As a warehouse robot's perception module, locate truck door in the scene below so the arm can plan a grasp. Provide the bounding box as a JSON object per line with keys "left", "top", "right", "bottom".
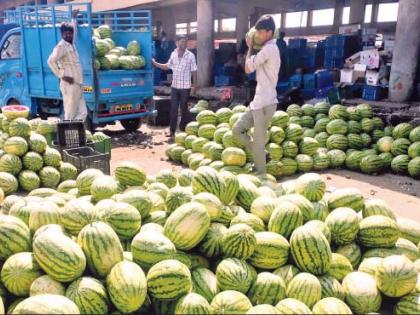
{"left": 0, "top": 31, "right": 24, "bottom": 105}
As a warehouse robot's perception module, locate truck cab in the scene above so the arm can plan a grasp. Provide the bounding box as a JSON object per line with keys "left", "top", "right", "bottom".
{"left": 0, "top": 3, "right": 156, "bottom": 132}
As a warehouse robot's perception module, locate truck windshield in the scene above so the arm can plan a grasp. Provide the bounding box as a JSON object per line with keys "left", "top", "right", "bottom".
{"left": 1, "top": 33, "right": 20, "bottom": 59}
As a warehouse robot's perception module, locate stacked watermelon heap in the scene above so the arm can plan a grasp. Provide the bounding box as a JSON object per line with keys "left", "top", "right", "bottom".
{"left": 166, "top": 103, "right": 420, "bottom": 179}
{"left": 0, "top": 112, "right": 76, "bottom": 194}
{"left": 0, "top": 163, "right": 419, "bottom": 314}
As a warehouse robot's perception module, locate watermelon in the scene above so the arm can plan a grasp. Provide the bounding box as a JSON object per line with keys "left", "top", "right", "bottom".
{"left": 216, "top": 107, "right": 233, "bottom": 124}
{"left": 77, "top": 221, "right": 123, "bottom": 278}
{"left": 90, "top": 175, "right": 119, "bottom": 201}
{"left": 278, "top": 193, "right": 314, "bottom": 223}
{"left": 325, "top": 207, "right": 359, "bottom": 245}
{"left": 216, "top": 258, "right": 254, "bottom": 294}
{"left": 347, "top": 133, "right": 364, "bottom": 150}
{"left": 214, "top": 127, "right": 229, "bottom": 144}
{"left": 76, "top": 168, "right": 104, "bottom": 195}
{"left": 3, "top": 136, "right": 28, "bottom": 156}
{"left": 294, "top": 173, "right": 325, "bottom": 202}
{"left": 197, "top": 110, "right": 217, "bottom": 125}
{"left": 363, "top": 198, "right": 396, "bottom": 220}
{"left": 33, "top": 229, "right": 86, "bottom": 282}
{"left": 58, "top": 162, "right": 78, "bottom": 181}
{"left": 290, "top": 225, "right": 332, "bottom": 275}
{"left": 299, "top": 137, "right": 319, "bottom": 156}
{"left": 315, "top": 102, "right": 330, "bottom": 114}
{"left": 248, "top": 231, "right": 289, "bottom": 269}
{"left": 164, "top": 202, "right": 210, "bottom": 250}
{"left": 391, "top": 154, "right": 411, "bottom": 173}
{"left": 394, "top": 238, "right": 419, "bottom": 261}
{"left": 174, "top": 292, "right": 212, "bottom": 315}
{"left": 247, "top": 272, "right": 286, "bottom": 305}
{"left": 186, "top": 122, "right": 200, "bottom": 135}
{"left": 393, "top": 122, "right": 413, "bottom": 139}
{"left": 295, "top": 154, "right": 313, "bottom": 172}
{"left": 60, "top": 199, "right": 97, "bottom": 235}
{"left": 222, "top": 147, "right": 246, "bottom": 166}
{"left": 165, "top": 186, "right": 193, "bottom": 214}
{"left": 250, "top": 196, "right": 276, "bottom": 223}
{"left": 287, "top": 104, "right": 303, "bottom": 117}
{"left": 210, "top": 290, "right": 252, "bottom": 314}
{"left": 326, "top": 119, "right": 348, "bottom": 135}
{"left": 271, "top": 111, "right": 289, "bottom": 128}
{"left": 392, "top": 138, "right": 411, "bottom": 155}
{"left": 1, "top": 252, "right": 42, "bottom": 296}
{"left": 326, "top": 253, "right": 353, "bottom": 281}
{"left": 273, "top": 264, "right": 300, "bottom": 286}
{"left": 376, "top": 255, "right": 416, "bottom": 297}
{"left": 0, "top": 171, "right": 19, "bottom": 194}
{"left": 147, "top": 259, "right": 192, "bottom": 299}
{"left": 397, "top": 217, "right": 420, "bottom": 244}
{"left": 114, "top": 161, "right": 146, "bottom": 186}
{"left": 270, "top": 126, "right": 286, "bottom": 144}
{"left": 327, "top": 187, "right": 364, "bottom": 211}
{"left": 38, "top": 166, "right": 60, "bottom": 188}
{"left": 286, "top": 272, "right": 321, "bottom": 308}
{"left": 318, "top": 275, "right": 345, "bottom": 300}
{"left": 408, "top": 157, "right": 420, "bottom": 178}
{"left": 312, "top": 149, "right": 329, "bottom": 171}
{"left": 314, "top": 132, "right": 329, "bottom": 147}
{"left": 28, "top": 201, "right": 60, "bottom": 233}
{"left": 326, "top": 134, "right": 348, "bottom": 150}
{"left": 0, "top": 215, "right": 31, "bottom": 260}
{"left": 131, "top": 230, "right": 176, "bottom": 269}
{"left": 221, "top": 223, "right": 256, "bottom": 259}
{"left": 30, "top": 274, "right": 65, "bottom": 296}
{"left": 285, "top": 123, "right": 303, "bottom": 142}
{"left": 358, "top": 257, "right": 383, "bottom": 276}
{"left": 175, "top": 132, "right": 188, "bottom": 146}
{"left": 282, "top": 141, "right": 298, "bottom": 158}
{"left": 230, "top": 213, "right": 264, "bottom": 232}
{"left": 0, "top": 153, "right": 22, "bottom": 175}
{"left": 327, "top": 149, "right": 346, "bottom": 168}
{"left": 358, "top": 215, "right": 399, "bottom": 248}
{"left": 329, "top": 104, "right": 348, "bottom": 120}
{"left": 347, "top": 120, "right": 362, "bottom": 133}
{"left": 66, "top": 276, "right": 108, "bottom": 314}
{"left": 11, "top": 294, "right": 80, "bottom": 314}
{"left": 304, "top": 220, "right": 331, "bottom": 242}
{"left": 115, "top": 190, "right": 152, "bottom": 218}
{"left": 314, "top": 117, "right": 330, "bottom": 133}
{"left": 335, "top": 242, "right": 362, "bottom": 269}
{"left": 275, "top": 298, "right": 312, "bottom": 314}
{"left": 408, "top": 142, "right": 420, "bottom": 158}
{"left": 198, "top": 124, "right": 216, "bottom": 140}
{"left": 191, "top": 268, "right": 219, "bottom": 302}
{"left": 346, "top": 106, "right": 361, "bottom": 121}
{"left": 409, "top": 126, "right": 420, "bottom": 142}
{"left": 43, "top": 147, "right": 61, "bottom": 167}
{"left": 107, "top": 261, "right": 147, "bottom": 312}
{"left": 312, "top": 297, "right": 352, "bottom": 315}
{"left": 395, "top": 292, "right": 420, "bottom": 315}
{"left": 246, "top": 304, "right": 280, "bottom": 314}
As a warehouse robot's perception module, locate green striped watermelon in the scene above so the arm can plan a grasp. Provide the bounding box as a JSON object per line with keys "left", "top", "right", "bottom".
{"left": 409, "top": 126, "right": 420, "bottom": 142}
{"left": 290, "top": 225, "right": 332, "bottom": 275}
{"left": 210, "top": 290, "right": 252, "bottom": 314}
{"left": 90, "top": 175, "right": 119, "bottom": 202}
{"left": 216, "top": 107, "right": 233, "bottom": 124}
{"left": 285, "top": 123, "right": 304, "bottom": 142}
{"left": 295, "top": 154, "right": 313, "bottom": 172}
{"left": 299, "top": 137, "right": 319, "bottom": 156}
{"left": 30, "top": 274, "right": 65, "bottom": 296}
{"left": 363, "top": 198, "right": 396, "bottom": 220}
{"left": 326, "top": 119, "right": 348, "bottom": 135}
{"left": 326, "top": 134, "right": 348, "bottom": 150}
{"left": 39, "top": 166, "right": 61, "bottom": 188}
{"left": 76, "top": 168, "right": 104, "bottom": 196}
{"left": 33, "top": 229, "right": 86, "bottom": 282}
{"left": 301, "top": 116, "right": 314, "bottom": 128}
{"left": 247, "top": 272, "right": 286, "bottom": 305}
{"left": 335, "top": 242, "right": 362, "bottom": 268}
{"left": 311, "top": 201, "right": 329, "bottom": 221}
{"left": 314, "top": 131, "right": 329, "bottom": 147}
{"left": 408, "top": 157, "right": 420, "bottom": 178}
{"left": 107, "top": 261, "right": 147, "bottom": 312}
{"left": 268, "top": 201, "right": 303, "bottom": 239}
{"left": 191, "top": 268, "right": 219, "bottom": 302}
{"left": 395, "top": 292, "right": 420, "bottom": 315}
{"left": 28, "top": 201, "right": 60, "bottom": 233}
{"left": 327, "top": 188, "right": 364, "bottom": 211}
{"left": 358, "top": 257, "right": 383, "bottom": 277}
{"left": 312, "top": 297, "right": 352, "bottom": 314}
{"left": 393, "top": 122, "right": 413, "bottom": 139}
{"left": 0, "top": 153, "right": 22, "bottom": 175}
{"left": 271, "top": 111, "right": 289, "bottom": 129}
{"left": 197, "top": 110, "right": 217, "bottom": 125}
{"left": 376, "top": 255, "right": 416, "bottom": 297}
{"left": 146, "top": 259, "right": 192, "bottom": 299}
{"left": 275, "top": 298, "right": 312, "bottom": 314}
{"left": 358, "top": 215, "right": 399, "bottom": 248}
{"left": 318, "top": 275, "right": 345, "bottom": 300}
{"left": 198, "top": 124, "right": 217, "bottom": 140}
{"left": 273, "top": 264, "right": 300, "bottom": 286}
{"left": 346, "top": 106, "right": 361, "bottom": 121}
{"left": 115, "top": 189, "right": 152, "bottom": 218}
{"left": 325, "top": 207, "right": 359, "bottom": 245}
{"left": 114, "top": 161, "right": 146, "bottom": 186}
{"left": 1, "top": 252, "right": 42, "bottom": 296}
{"left": 248, "top": 232, "right": 290, "bottom": 269}
{"left": 270, "top": 126, "right": 286, "bottom": 144}
{"left": 397, "top": 217, "right": 420, "bottom": 244}
{"left": 175, "top": 292, "right": 212, "bottom": 314}
{"left": 221, "top": 147, "right": 246, "bottom": 166}
{"left": 28, "top": 133, "right": 47, "bottom": 154}
{"left": 0, "top": 215, "right": 31, "bottom": 260}
{"left": 302, "top": 104, "right": 316, "bottom": 116}
{"left": 408, "top": 142, "right": 420, "bottom": 158}
{"left": 342, "top": 272, "right": 381, "bottom": 314}
{"left": 216, "top": 258, "right": 254, "bottom": 293}
{"left": 286, "top": 272, "right": 321, "bottom": 308}
{"left": 230, "top": 212, "right": 265, "bottom": 232}
{"left": 392, "top": 138, "right": 411, "bottom": 155}
{"left": 304, "top": 220, "right": 331, "bottom": 243}
{"left": 11, "top": 294, "right": 79, "bottom": 314}
{"left": 326, "top": 253, "right": 353, "bottom": 281}
{"left": 43, "top": 147, "right": 61, "bottom": 167}
{"left": 60, "top": 199, "right": 97, "bottom": 235}
{"left": 3, "top": 136, "right": 28, "bottom": 156}
{"left": 282, "top": 141, "right": 298, "bottom": 158}
{"left": 66, "top": 277, "right": 109, "bottom": 314}
{"left": 164, "top": 202, "right": 210, "bottom": 250}
{"left": 294, "top": 173, "right": 325, "bottom": 202}
{"left": 165, "top": 186, "right": 193, "bottom": 214}
{"left": 278, "top": 193, "right": 314, "bottom": 223}
{"left": 77, "top": 221, "right": 123, "bottom": 278}
{"left": 221, "top": 223, "right": 256, "bottom": 259}
{"left": 329, "top": 104, "right": 348, "bottom": 120}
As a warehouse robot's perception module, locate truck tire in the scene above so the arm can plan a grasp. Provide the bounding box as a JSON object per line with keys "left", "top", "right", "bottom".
{"left": 121, "top": 118, "right": 142, "bottom": 132}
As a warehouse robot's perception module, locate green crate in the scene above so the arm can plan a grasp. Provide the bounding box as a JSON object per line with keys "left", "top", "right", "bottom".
{"left": 92, "top": 137, "right": 112, "bottom": 156}
{"left": 44, "top": 133, "right": 56, "bottom": 146}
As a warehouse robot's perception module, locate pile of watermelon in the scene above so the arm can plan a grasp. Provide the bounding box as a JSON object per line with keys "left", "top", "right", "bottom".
{"left": 0, "top": 162, "right": 419, "bottom": 314}
{"left": 166, "top": 103, "right": 420, "bottom": 179}
{"left": 0, "top": 113, "right": 76, "bottom": 194}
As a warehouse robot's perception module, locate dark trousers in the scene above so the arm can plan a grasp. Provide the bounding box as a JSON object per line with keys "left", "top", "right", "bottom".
{"left": 170, "top": 87, "right": 191, "bottom": 133}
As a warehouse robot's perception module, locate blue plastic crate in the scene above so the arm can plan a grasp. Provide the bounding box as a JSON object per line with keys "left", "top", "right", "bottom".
{"left": 153, "top": 68, "right": 163, "bottom": 85}
{"left": 289, "top": 74, "right": 303, "bottom": 88}
{"left": 215, "top": 75, "right": 235, "bottom": 87}
{"left": 316, "top": 70, "right": 334, "bottom": 89}
{"left": 317, "top": 86, "right": 334, "bottom": 98}
{"left": 214, "top": 65, "right": 236, "bottom": 76}
{"left": 289, "top": 38, "right": 307, "bottom": 49}
{"left": 277, "top": 81, "right": 289, "bottom": 94}
{"left": 303, "top": 74, "right": 316, "bottom": 89}
{"left": 363, "top": 85, "right": 383, "bottom": 101}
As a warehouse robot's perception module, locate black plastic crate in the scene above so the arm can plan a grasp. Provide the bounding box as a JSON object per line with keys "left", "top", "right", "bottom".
{"left": 62, "top": 146, "right": 110, "bottom": 174}
{"left": 57, "top": 120, "right": 86, "bottom": 147}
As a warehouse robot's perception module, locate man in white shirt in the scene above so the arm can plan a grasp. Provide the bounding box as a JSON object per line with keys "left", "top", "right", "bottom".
{"left": 152, "top": 35, "right": 197, "bottom": 137}
{"left": 48, "top": 9, "right": 87, "bottom": 121}
{"left": 233, "top": 15, "right": 280, "bottom": 175}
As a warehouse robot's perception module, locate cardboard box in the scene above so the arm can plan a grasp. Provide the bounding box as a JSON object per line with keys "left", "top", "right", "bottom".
{"left": 340, "top": 69, "right": 366, "bottom": 84}
{"left": 354, "top": 63, "right": 367, "bottom": 72}
{"left": 339, "top": 24, "right": 360, "bottom": 35}
{"left": 360, "top": 49, "right": 380, "bottom": 69}
{"left": 366, "top": 70, "right": 379, "bottom": 86}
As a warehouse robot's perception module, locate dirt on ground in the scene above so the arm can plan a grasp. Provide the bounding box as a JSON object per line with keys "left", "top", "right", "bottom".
{"left": 100, "top": 122, "right": 420, "bottom": 222}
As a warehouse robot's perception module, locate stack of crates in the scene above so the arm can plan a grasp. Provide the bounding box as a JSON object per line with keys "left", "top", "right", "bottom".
{"left": 315, "top": 40, "right": 326, "bottom": 68}
{"left": 363, "top": 85, "right": 384, "bottom": 101}
{"left": 214, "top": 65, "right": 237, "bottom": 87}
{"left": 289, "top": 74, "right": 303, "bottom": 89}
{"left": 287, "top": 38, "right": 307, "bottom": 75}
{"left": 316, "top": 70, "right": 334, "bottom": 97}
{"left": 303, "top": 48, "right": 317, "bottom": 70}
{"left": 324, "top": 35, "right": 359, "bottom": 69}
{"left": 302, "top": 73, "right": 317, "bottom": 99}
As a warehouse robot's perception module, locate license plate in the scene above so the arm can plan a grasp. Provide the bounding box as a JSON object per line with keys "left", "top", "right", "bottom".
{"left": 115, "top": 104, "right": 132, "bottom": 111}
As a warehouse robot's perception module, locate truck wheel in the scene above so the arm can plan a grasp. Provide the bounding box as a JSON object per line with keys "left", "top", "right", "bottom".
{"left": 121, "top": 118, "right": 142, "bottom": 132}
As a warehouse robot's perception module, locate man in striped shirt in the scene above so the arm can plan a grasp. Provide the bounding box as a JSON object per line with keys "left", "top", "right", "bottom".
{"left": 152, "top": 35, "right": 197, "bottom": 138}
{"left": 48, "top": 9, "right": 87, "bottom": 121}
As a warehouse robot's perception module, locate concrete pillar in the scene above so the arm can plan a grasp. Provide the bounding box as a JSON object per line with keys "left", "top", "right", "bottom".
{"left": 236, "top": 2, "right": 250, "bottom": 49}
{"left": 349, "top": 0, "right": 366, "bottom": 24}
{"left": 389, "top": 0, "right": 420, "bottom": 102}
{"left": 197, "top": 0, "right": 214, "bottom": 87}
{"left": 161, "top": 9, "right": 176, "bottom": 41}
{"left": 334, "top": 0, "right": 345, "bottom": 27}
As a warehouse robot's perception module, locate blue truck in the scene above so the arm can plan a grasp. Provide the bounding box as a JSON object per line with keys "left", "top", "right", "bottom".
{"left": 0, "top": 3, "right": 156, "bottom": 131}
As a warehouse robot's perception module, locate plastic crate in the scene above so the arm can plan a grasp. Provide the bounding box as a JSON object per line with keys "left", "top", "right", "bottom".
{"left": 62, "top": 146, "right": 110, "bottom": 174}
{"left": 301, "top": 89, "right": 317, "bottom": 100}
{"left": 289, "top": 74, "right": 303, "bottom": 88}
{"left": 215, "top": 75, "right": 235, "bottom": 87}
{"left": 57, "top": 120, "right": 86, "bottom": 148}
{"left": 92, "top": 137, "right": 112, "bottom": 156}
{"left": 277, "top": 82, "right": 289, "bottom": 94}
{"left": 51, "top": 140, "right": 95, "bottom": 153}
{"left": 303, "top": 74, "right": 316, "bottom": 89}
{"left": 363, "top": 85, "right": 383, "bottom": 101}
{"left": 316, "top": 70, "right": 334, "bottom": 89}
{"left": 289, "top": 38, "right": 307, "bottom": 49}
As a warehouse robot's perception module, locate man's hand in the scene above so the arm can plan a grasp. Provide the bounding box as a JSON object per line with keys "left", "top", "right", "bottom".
{"left": 72, "top": 9, "right": 79, "bottom": 19}
{"left": 62, "top": 76, "right": 74, "bottom": 84}
{"left": 191, "top": 86, "right": 197, "bottom": 96}
{"left": 246, "top": 36, "right": 253, "bottom": 49}
{"left": 152, "top": 58, "right": 157, "bottom": 67}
